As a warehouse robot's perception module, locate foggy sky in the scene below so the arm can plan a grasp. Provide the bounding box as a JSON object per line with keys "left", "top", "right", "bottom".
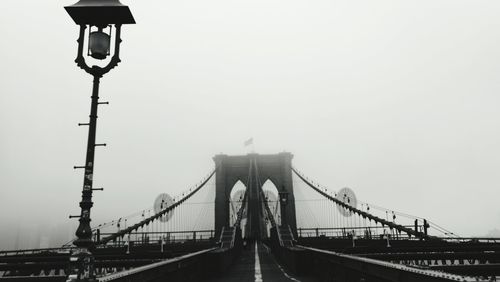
{"left": 1, "top": 0, "right": 500, "bottom": 249}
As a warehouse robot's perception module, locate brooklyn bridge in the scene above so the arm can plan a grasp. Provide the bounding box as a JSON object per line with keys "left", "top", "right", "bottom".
{"left": 0, "top": 153, "right": 499, "bottom": 282}
{"left": 1, "top": 0, "right": 499, "bottom": 281}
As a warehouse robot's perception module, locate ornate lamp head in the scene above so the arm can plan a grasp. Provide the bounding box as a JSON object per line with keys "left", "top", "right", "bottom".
{"left": 65, "top": 0, "right": 136, "bottom": 74}
{"left": 65, "top": 0, "right": 135, "bottom": 25}
{"left": 88, "top": 26, "right": 111, "bottom": 60}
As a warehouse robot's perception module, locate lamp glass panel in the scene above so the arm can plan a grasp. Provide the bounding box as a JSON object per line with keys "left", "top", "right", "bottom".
{"left": 89, "top": 31, "right": 110, "bottom": 60}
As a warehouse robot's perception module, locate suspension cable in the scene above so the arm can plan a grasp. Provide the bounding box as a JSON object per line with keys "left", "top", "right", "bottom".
{"left": 98, "top": 169, "right": 216, "bottom": 245}
{"left": 233, "top": 189, "right": 248, "bottom": 228}
{"left": 252, "top": 158, "right": 278, "bottom": 229}
{"left": 292, "top": 167, "right": 440, "bottom": 241}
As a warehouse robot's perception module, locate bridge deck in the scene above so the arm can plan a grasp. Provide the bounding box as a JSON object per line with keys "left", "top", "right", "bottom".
{"left": 204, "top": 242, "right": 312, "bottom": 282}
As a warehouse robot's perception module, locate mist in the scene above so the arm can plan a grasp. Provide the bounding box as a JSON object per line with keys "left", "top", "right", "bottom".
{"left": 1, "top": 0, "right": 500, "bottom": 250}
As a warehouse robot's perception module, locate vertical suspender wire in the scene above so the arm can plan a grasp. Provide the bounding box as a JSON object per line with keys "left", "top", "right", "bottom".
{"left": 168, "top": 208, "right": 171, "bottom": 234}
{"left": 338, "top": 202, "right": 342, "bottom": 234}
{"left": 327, "top": 200, "right": 330, "bottom": 229}
{"left": 325, "top": 200, "right": 329, "bottom": 229}
{"left": 342, "top": 207, "right": 345, "bottom": 230}
{"left": 178, "top": 205, "right": 181, "bottom": 232}
{"left": 320, "top": 199, "right": 323, "bottom": 228}
{"left": 329, "top": 200, "right": 333, "bottom": 230}
{"left": 354, "top": 213, "right": 357, "bottom": 236}
{"left": 175, "top": 206, "right": 178, "bottom": 232}
{"left": 355, "top": 213, "right": 358, "bottom": 232}
{"left": 354, "top": 213, "right": 357, "bottom": 233}
{"left": 324, "top": 200, "right": 328, "bottom": 229}
{"left": 363, "top": 205, "right": 367, "bottom": 234}
{"left": 334, "top": 202, "right": 337, "bottom": 231}
{"left": 358, "top": 214, "right": 361, "bottom": 235}
{"left": 340, "top": 204, "right": 344, "bottom": 234}
{"left": 179, "top": 205, "right": 182, "bottom": 233}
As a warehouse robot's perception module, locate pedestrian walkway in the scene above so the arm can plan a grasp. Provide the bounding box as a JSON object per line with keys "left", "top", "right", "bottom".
{"left": 204, "top": 242, "right": 312, "bottom": 282}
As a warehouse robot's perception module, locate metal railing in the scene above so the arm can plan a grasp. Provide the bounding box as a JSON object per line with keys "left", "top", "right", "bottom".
{"left": 0, "top": 247, "right": 74, "bottom": 257}
{"left": 297, "top": 225, "right": 424, "bottom": 240}
{"left": 97, "top": 247, "right": 218, "bottom": 282}
{"left": 97, "top": 230, "right": 215, "bottom": 247}
{"left": 297, "top": 245, "right": 487, "bottom": 282}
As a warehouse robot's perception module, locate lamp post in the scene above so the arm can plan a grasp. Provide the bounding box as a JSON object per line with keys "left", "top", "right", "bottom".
{"left": 65, "top": 1, "right": 135, "bottom": 280}
{"left": 279, "top": 190, "right": 289, "bottom": 226}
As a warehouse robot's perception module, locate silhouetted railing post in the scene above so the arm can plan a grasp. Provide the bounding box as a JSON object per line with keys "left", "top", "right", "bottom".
{"left": 424, "top": 219, "right": 429, "bottom": 236}
{"left": 414, "top": 219, "right": 419, "bottom": 237}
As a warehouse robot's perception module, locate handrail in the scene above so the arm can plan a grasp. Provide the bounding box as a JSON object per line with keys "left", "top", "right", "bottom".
{"left": 297, "top": 225, "right": 421, "bottom": 239}
{"left": 233, "top": 190, "right": 248, "bottom": 229}
{"left": 260, "top": 190, "right": 277, "bottom": 228}
{"left": 287, "top": 225, "right": 295, "bottom": 242}
{"left": 99, "top": 230, "right": 214, "bottom": 236}
{"left": 276, "top": 227, "right": 284, "bottom": 247}
{"left": 218, "top": 226, "right": 225, "bottom": 245}
{"left": 0, "top": 247, "right": 74, "bottom": 256}
{"left": 230, "top": 227, "right": 237, "bottom": 248}
{"left": 97, "top": 247, "right": 218, "bottom": 282}
{"left": 259, "top": 189, "right": 284, "bottom": 246}
{"left": 296, "top": 245, "right": 482, "bottom": 282}
{"left": 229, "top": 190, "right": 248, "bottom": 248}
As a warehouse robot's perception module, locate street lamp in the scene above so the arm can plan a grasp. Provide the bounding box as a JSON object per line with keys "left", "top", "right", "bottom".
{"left": 279, "top": 190, "right": 289, "bottom": 226}
{"left": 65, "top": 0, "right": 135, "bottom": 280}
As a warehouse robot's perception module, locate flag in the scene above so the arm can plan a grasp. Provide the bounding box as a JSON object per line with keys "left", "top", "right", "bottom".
{"left": 244, "top": 138, "right": 253, "bottom": 147}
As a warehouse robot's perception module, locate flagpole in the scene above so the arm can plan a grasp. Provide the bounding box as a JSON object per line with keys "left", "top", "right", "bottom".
{"left": 244, "top": 138, "right": 255, "bottom": 154}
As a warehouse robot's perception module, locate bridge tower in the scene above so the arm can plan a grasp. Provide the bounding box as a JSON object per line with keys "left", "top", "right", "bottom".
{"left": 213, "top": 152, "right": 297, "bottom": 239}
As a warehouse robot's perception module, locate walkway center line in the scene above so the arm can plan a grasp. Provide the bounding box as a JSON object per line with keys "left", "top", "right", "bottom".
{"left": 262, "top": 243, "right": 301, "bottom": 282}
{"left": 254, "top": 242, "right": 262, "bottom": 282}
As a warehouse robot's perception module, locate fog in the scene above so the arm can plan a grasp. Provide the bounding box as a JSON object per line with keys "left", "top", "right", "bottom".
{"left": 1, "top": 0, "right": 500, "bottom": 250}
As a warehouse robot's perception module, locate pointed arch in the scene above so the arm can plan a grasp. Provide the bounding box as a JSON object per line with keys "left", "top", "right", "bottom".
{"left": 213, "top": 153, "right": 296, "bottom": 238}
{"left": 229, "top": 180, "right": 247, "bottom": 227}
{"left": 262, "top": 179, "right": 281, "bottom": 227}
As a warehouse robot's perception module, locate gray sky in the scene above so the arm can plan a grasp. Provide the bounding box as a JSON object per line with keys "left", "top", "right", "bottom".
{"left": 1, "top": 0, "right": 500, "bottom": 248}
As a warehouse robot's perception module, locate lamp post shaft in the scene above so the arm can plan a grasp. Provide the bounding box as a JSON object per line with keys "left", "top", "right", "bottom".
{"left": 279, "top": 191, "right": 288, "bottom": 227}
{"left": 66, "top": 4, "right": 135, "bottom": 278}
{"left": 74, "top": 74, "right": 101, "bottom": 250}
{"left": 280, "top": 203, "right": 287, "bottom": 226}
